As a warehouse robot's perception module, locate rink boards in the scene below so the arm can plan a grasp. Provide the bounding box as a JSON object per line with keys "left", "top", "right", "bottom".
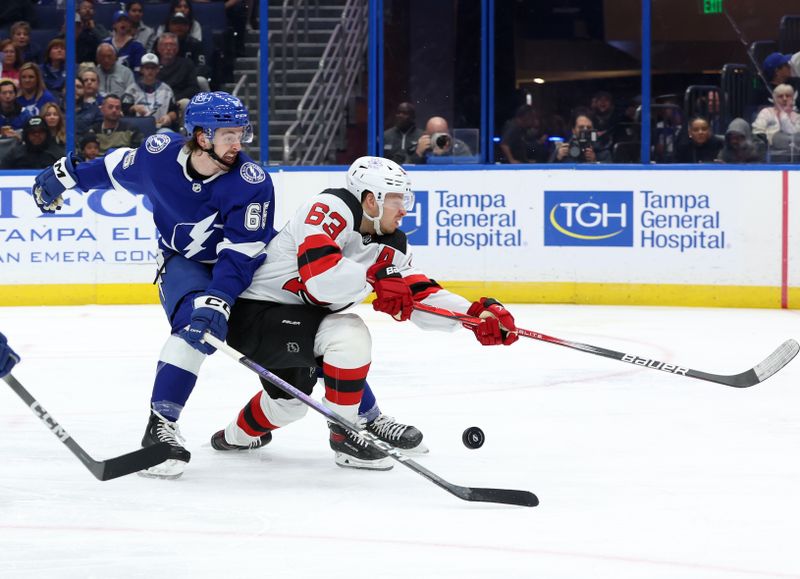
{"left": 0, "top": 167, "right": 798, "bottom": 308}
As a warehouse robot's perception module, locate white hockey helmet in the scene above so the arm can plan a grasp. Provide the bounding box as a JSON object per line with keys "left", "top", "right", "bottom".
{"left": 346, "top": 156, "right": 414, "bottom": 211}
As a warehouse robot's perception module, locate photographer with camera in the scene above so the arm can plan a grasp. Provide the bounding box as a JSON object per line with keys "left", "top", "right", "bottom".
{"left": 550, "top": 111, "right": 611, "bottom": 163}
{"left": 409, "top": 116, "right": 473, "bottom": 163}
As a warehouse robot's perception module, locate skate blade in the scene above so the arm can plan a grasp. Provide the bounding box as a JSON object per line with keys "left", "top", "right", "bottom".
{"left": 398, "top": 441, "right": 429, "bottom": 455}
{"left": 137, "top": 458, "right": 187, "bottom": 479}
{"left": 334, "top": 453, "right": 394, "bottom": 471}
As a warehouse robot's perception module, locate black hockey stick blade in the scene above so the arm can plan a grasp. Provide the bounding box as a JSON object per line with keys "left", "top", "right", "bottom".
{"left": 205, "top": 334, "right": 539, "bottom": 507}
{"left": 413, "top": 302, "right": 800, "bottom": 388}
{"left": 3, "top": 374, "right": 172, "bottom": 481}
{"left": 442, "top": 482, "right": 539, "bottom": 507}
{"left": 91, "top": 443, "right": 173, "bottom": 481}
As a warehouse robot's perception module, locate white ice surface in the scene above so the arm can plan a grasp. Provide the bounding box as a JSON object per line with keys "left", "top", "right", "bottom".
{"left": 1, "top": 303, "right": 799, "bottom": 579}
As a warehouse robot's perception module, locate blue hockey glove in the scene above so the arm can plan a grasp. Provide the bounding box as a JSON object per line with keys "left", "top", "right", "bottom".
{"left": 0, "top": 332, "right": 21, "bottom": 378}
{"left": 33, "top": 153, "right": 81, "bottom": 213}
{"left": 180, "top": 290, "right": 233, "bottom": 355}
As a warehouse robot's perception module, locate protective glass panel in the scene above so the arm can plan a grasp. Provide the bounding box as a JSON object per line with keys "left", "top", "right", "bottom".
{"left": 494, "top": 0, "right": 642, "bottom": 164}
{"left": 651, "top": 0, "right": 800, "bottom": 164}
{"left": 382, "top": 0, "right": 481, "bottom": 166}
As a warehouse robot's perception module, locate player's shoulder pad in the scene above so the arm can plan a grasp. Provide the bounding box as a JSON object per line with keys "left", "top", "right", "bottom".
{"left": 374, "top": 229, "right": 408, "bottom": 253}
{"left": 142, "top": 132, "right": 176, "bottom": 155}
{"left": 320, "top": 188, "right": 363, "bottom": 231}
{"left": 236, "top": 157, "right": 271, "bottom": 187}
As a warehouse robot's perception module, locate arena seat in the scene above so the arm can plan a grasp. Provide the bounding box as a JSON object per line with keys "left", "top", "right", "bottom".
{"left": 94, "top": 3, "right": 119, "bottom": 30}
{"left": 33, "top": 5, "right": 65, "bottom": 30}
{"left": 193, "top": 2, "right": 226, "bottom": 32}
{"left": 720, "top": 63, "right": 753, "bottom": 125}
{"left": 142, "top": 3, "right": 170, "bottom": 29}
{"left": 124, "top": 116, "right": 158, "bottom": 139}
{"left": 30, "top": 29, "right": 59, "bottom": 53}
{"left": 779, "top": 14, "right": 800, "bottom": 53}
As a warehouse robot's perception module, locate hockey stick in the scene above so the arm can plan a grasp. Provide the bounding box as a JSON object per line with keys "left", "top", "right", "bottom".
{"left": 3, "top": 374, "right": 172, "bottom": 481}
{"left": 413, "top": 302, "right": 799, "bottom": 388}
{"left": 722, "top": 8, "right": 773, "bottom": 96}
{"left": 203, "top": 333, "right": 538, "bottom": 507}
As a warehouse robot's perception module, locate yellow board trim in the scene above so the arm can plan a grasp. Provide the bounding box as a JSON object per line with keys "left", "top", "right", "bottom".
{"left": 0, "top": 282, "right": 792, "bottom": 309}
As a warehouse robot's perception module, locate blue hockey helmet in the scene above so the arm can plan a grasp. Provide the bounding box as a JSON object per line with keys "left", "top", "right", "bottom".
{"left": 184, "top": 91, "right": 253, "bottom": 144}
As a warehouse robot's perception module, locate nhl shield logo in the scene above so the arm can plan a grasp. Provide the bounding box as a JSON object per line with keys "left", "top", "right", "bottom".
{"left": 240, "top": 162, "right": 266, "bottom": 184}
{"left": 145, "top": 134, "right": 171, "bottom": 154}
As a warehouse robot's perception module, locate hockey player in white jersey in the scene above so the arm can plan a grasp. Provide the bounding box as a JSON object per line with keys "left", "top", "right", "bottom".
{"left": 32, "top": 92, "right": 276, "bottom": 478}
{"left": 211, "top": 156, "right": 519, "bottom": 469}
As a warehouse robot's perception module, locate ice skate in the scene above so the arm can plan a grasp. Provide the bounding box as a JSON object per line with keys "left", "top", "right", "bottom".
{"left": 365, "top": 414, "right": 428, "bottom": 454}
{"left": 210, "top": 429, "right": 272, "bottom": 450}
{"left": 329, "top": 423, "right": 393, "bottom": 470}
{"left": 138, "top": 410, "right": 191, "bottom": 479}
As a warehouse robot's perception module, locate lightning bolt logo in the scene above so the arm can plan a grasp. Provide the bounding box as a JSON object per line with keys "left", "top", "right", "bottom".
{"left": 184, "top": 212, "right": 219, "bottom": 258}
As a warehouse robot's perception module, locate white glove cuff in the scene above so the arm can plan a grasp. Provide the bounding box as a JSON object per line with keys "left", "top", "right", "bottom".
{"left": 53, "top": 157, "right": 77, "bottom": 189}
{"left": 193, "top": 295, "right": 231, "bottom": 320}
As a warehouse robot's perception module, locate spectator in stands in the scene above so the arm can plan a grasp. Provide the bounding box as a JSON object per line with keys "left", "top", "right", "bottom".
{"left": 124, "top": 52, "right": 178, "bottom": 131}
{"left": 589, "top": 90, "right": 620, "bottom": 149}
{"left": 155, "top": 33, "right": 199, "bottom": 105}
{"left": 1, "top": 116, "right": 62, "bottom": 169}
{"left": 383, "top": 101, "right": 423, "bottom": 164}
{"left": 127, "top": 1, "right": 157, "bottom": 53}
{"left": 166, "top": 12, "right": 208, "bottom": 77}
{"left": 75, "top": 68, "right": 103, "bottom": 138}
{"left": 0, "top": 1, "right": 35, "bottom": 29}
{"left": 156, "top": 0, "right": 203, "bottom": 43}
{"left": 409, "top": 116, "right": 473, "bottom": 163}
{"left": 16, "top": 63, "right": 57, "bottom": 117}
{"left": 79, "top": 132, "right": 101, "bottom": 160}
{"left": 0, "top": 79, "right": 30, "bottom": 138}
{"left": 0, "top": 39, "right": 22, "bottom": 85}
{"left": 652, "top": 95, "right": 683, "bottom": 163}
{"left": 10, "top": 21, "right": 41, "bottom": 64}
{"left": 103, "top": 10, "right": 145, "bottom": 73}
{"left": 89, "top": 93, "right": 143, "bottom": 154}
{"left": 717, "top": 118, "right": 765, "bottom": 164}
{"left": 41, "top": 101, "right": 66, "bottom": 146}
{"left": 76, "top": 1, "right": 108, "bottom": 64}
{"left": 550, "top": 111, "right": 611, "bottom": 163}
{"left": 751, "top": 84, "right": 800, "bottom": 159}
{"left": 675, "top": 115, "right": 723, "bottom": 163}
{"left": 498, "top": 104, "right": 548, "bottom": 163}
{"left": 96, "top": 43, "right": 135, "bottom": 98}
{"left": 757, "top": 53, "right": 800, "bottom": 105}
{"left": 42, "top": 38, "right": 67, "bottom": 99}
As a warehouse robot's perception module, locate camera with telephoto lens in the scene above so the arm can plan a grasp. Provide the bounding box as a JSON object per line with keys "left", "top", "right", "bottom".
{"left": 430, "top": 132, "right": 451, "bottom": 150}
{"left": 568, "top": 129, "right": 598, "bottom": 159}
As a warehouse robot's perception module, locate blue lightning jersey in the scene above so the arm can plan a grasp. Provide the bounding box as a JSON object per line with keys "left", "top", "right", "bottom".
{"left": 71, "top": 133, "right": 276, "bottom": 300}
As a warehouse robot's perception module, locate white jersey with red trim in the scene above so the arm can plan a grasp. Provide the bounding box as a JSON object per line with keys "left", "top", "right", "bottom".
{"left": 240, "top": 187, "right": 470, "bottom": 331}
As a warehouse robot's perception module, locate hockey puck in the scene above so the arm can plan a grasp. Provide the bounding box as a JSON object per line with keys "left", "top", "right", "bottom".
{"left": 462, "top": 426, "right": 485, "bottom": 449}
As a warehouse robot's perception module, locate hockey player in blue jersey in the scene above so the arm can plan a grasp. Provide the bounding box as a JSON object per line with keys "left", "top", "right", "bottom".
{"left": 31, "top": 91, "right": 426, "bottom": 477}
{"left": 32, "top": 91, "right": 276, "bottom": 478}
{"left": 0, "top": 332, "right": 20, "bottom": 378}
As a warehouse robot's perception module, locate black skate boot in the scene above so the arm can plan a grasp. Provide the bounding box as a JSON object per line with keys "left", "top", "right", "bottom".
{"left": 365, "top": 414, "right": 428, "bottom": 454}
{"left": 138, "top": 410, "right": 191, "bottom": 479}
{"left": 210, "top": 429, "right": 272, "bottom": 450}
{"left": 328, "top": 423, "right": 393, "bottom": 470}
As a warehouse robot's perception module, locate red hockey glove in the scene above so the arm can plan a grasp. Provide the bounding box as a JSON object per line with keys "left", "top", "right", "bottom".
{"left": 367, "top": 262, "right": 413, "bottom": 321}
{"left": 465, "top": 297, "right": 519, "bottom": 346}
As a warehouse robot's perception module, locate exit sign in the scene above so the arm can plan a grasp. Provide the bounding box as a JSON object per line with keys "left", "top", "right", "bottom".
{"left": 703, "top": 0, "right": 722, "bottom": 14}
